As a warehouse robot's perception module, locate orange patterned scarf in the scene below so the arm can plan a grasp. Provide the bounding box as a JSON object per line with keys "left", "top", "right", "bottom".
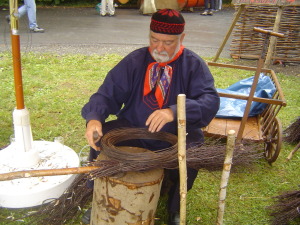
{"left": 143, "top": 45, "right": 184, "bottom": 108}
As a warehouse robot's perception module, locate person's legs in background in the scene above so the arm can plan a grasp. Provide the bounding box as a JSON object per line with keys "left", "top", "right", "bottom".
{"left": 201, "top": 0, "right": 215, "bottom": 15}
{"left": 18, "top": 4, "right": 27, "bottom": 18}
{"left": 208, "top": 0, "right": 215, "bottom": 15}
{"left": 201, "top": 0, "right": 209, "bottom": 15}
{"left": 107, "top": 0, "right": 115, "bottom": 16}
{"left": 23, "top": 0, "right": 38, "bottom": 29}
{"left": 100, "top": 0, "right": 107, "bottom": 16}
{"left": 16, "top": 0, "right": 44, "bottom": 32}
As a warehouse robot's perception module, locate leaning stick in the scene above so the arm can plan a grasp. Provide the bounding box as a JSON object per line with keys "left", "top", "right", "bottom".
{"left": 0, "top": 166, "right": 99, "bottom": 181}
{"left": 177, "top": 94, "right": 187, "bottom": 225}
{"left": 216, "top": 130, "right": 236, "bottom": 225}
{"left": 286, "top": 142, "right": 300, "bottom": 161}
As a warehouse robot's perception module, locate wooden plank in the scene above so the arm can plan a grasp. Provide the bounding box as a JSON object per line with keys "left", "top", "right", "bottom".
{"left": 218, "top": 92, "right": 285, "bottom": 106}
{"left": 203, "top": 117, "right": 261, "bottom": 141}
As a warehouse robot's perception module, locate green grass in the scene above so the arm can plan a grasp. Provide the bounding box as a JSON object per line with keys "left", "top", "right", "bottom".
{"left": 0, "top": 52, "right": 122, "bottom": 150}
{"left": 0, "top": 51, "right": 299, "bottom": 224}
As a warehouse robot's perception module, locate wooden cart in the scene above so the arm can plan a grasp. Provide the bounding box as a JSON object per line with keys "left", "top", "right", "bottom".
{"left": 204, "top": 28, "right": 287, "bottom": 163}
{"left": 203, "top": 62, "right": 286, "bottom": 163}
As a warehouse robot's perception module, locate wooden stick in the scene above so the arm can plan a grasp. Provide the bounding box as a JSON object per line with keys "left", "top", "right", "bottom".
{"left": 177, "top": 94, "right": 187, "bottom": 225}
{"left": 216, "top": 130, "right": 236, "bottom": 225}
{"left": 286, "top": 142, "right": 300, "bottom": 161}
{"left": 213, "top": 4, "right": 245, "bottom": 62}
{"left": 264, "top": 6, "right": 283, "bottom": 68}
{"left": 0, "top": 166, "right": 99, "bottom": 181}
{"left": 237, "top": 30, "right": 271, "bottom": 141}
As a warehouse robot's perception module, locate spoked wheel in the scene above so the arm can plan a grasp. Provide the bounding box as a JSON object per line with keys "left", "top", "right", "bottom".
{"left": 264, "top": 117, "right": 282, "bottom": 163}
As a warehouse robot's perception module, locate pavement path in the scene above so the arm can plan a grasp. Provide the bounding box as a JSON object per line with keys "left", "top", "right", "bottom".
{"left": 1, "top": 6, "right": 235, "bottom": 57}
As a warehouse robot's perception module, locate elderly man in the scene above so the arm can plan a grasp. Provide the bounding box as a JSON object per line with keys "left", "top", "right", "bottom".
{"left": 81, "top": 9, "right": 220, "bottom": 225}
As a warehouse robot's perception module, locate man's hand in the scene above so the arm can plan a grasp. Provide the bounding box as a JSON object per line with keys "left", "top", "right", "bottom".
{"left": 146, "top": 108, "right": 174, "bottom": 133}
{"left": 85, "top": 120, "right": 103, "bottom": 151}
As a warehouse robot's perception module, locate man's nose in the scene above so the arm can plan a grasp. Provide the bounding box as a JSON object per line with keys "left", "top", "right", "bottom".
{"left": 156, "top": 42, "right": 165, "bottom": 53}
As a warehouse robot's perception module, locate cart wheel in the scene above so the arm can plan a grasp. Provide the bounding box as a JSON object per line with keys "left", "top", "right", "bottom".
{"left": 264, "top": 117, "right": 282, "bottom": 163}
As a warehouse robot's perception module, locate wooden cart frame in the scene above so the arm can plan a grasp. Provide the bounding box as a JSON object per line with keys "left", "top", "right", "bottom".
{"left": 204, "top": 62, "right": 287, "bottom": 163}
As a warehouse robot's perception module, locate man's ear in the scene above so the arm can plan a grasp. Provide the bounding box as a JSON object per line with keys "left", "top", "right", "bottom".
{"left": 180, "top": 33, "right": 186, "bottom": 43}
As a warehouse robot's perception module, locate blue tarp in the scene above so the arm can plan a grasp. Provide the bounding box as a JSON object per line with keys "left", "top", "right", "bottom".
{"left": 216, "top": 73, "right": 276, "bottom": 118}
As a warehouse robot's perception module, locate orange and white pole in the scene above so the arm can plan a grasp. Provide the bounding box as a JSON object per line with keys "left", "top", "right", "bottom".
{"left": 10, "top": 0, "right": 24, "bottom": 110}
{"left": 9, "top": 0, "right": 36, "bottom": 165}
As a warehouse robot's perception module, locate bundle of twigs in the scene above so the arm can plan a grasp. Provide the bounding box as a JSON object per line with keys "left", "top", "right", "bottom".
{"left": 284, "top": 117, "right": 300, "bottom": 143}
{"left": 3, "top": 174, "right": 93, "bottom": 225}
{"left": 1, "top": 128, "right": 263, "bottom": 225}
{"left": 91, "top": 128, "right": 262, "bottom": 176}
{"left": 268, "top": 187, "right": 300, "bottom": 225}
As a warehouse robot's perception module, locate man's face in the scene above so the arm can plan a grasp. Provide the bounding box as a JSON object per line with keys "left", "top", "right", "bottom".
{"left": 149, "top": 31, "right": 185, "bottom": 63}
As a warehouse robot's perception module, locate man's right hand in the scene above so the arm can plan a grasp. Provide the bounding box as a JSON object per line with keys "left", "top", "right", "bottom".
{"left": 85, "top": 120, "right": 103, "bottom": 151}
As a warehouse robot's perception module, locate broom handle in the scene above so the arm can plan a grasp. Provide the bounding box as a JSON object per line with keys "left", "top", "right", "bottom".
{"left": 286, "top": 141, "right": 300, "bottom": 161}
{"left": 253, "top": 27, "right": 284, "bottom": 38}
{"left": 0, "top": 166, "right": 99, "bottom": 181}
{"left": 177, "top": 94, "right": 187, "bottom": 225}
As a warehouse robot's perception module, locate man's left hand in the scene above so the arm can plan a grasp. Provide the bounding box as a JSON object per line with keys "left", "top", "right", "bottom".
{"left": 146, "top": 108, "right": 174, "bottom": 133}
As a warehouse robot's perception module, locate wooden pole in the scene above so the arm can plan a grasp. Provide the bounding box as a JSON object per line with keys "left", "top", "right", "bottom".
{"left": 216, "top": 130, "right": 236, "bottom": 225}
{"left": 177, "top": 94, "right": 187, "bottom": 225}
{"left": 0, "top": 166, "right": 99, "bottom": 181}
{"left": 10, "top": 0, "right": 25, "bottom": 110}
{"left": 264, "top": 6, "right": 283, "bottom": 68}
{"left": 237, "top": 28, "right": 284, "bottom": 141}
{"left": 213, "top": 4, "right": 245, "bottom": 62}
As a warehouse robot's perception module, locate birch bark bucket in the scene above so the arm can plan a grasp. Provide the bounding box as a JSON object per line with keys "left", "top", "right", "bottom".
{"left": 90, "top": 147, "right": 164, "bottom": 225}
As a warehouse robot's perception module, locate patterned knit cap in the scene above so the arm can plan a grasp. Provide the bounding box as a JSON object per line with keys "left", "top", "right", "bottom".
{"left": 150, "top": 9, "right": 185, "bottom": 35}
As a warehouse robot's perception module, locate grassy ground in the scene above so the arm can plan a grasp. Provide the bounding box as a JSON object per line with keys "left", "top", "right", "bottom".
{"left": 0, "top": 51, "right": 299, "bottom": 224}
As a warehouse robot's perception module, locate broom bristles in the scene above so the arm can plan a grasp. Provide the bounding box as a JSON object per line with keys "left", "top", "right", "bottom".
{"left": 284, "top": 117, "right": 300, "bottom": 143}
{"left": 1, "top": 128, "right": 264, "bottom": 225}
{"left": 268, "top": 189, "right": 300, "bottom": 225}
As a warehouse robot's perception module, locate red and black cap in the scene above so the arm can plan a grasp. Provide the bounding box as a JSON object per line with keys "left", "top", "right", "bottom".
{"left": 150, "top": 9, "right": 185, "bottom": 35}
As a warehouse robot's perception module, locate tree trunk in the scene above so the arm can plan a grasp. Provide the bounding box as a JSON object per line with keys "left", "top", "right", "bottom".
{"left": 91, "top": 147, "right": 164, "bottom": 225}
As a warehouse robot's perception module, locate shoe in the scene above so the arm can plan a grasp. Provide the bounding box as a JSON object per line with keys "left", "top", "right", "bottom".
{"left": 30, "top": 27, "right": 45, "bottom": 33}
{"left": 108, "top": 14, "right": 115, "bottom": 17}
{"left": 5, "top": 15, "right": 10, "bottom": 24}
{"left": 201, "top": 10, "right": 209, "bottom": 16}
{"left": 207, "top": 10, "right": 213, "bottom": 15}
{"left": 168, "top": 211, "right": 180, "bottom": 225}
{"left": 81, "top": 208, "right": 92, "bottom": 224}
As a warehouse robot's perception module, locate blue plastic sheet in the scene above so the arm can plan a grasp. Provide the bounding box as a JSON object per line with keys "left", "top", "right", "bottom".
{"left": 216, "top": 73, "right": 276, "bottom": 118}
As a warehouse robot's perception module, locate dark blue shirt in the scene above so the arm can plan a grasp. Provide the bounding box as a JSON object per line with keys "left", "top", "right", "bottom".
{"left": 82, "top": 47, "right": 220, "bottom": 140}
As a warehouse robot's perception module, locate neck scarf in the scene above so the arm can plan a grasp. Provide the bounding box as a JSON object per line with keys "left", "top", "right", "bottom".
{"left": 143, "top": 45, "right": 184, "bottom": 109}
